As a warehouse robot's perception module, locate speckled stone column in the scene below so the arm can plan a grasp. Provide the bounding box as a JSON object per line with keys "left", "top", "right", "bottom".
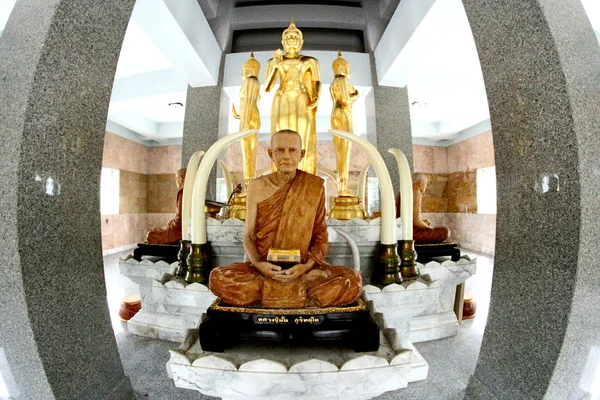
{"left": 369, "top": 53, "right": 413, "bottom": 197}
{"left": 181, "top": 56, "right": 225, "bottom": 202}
{"left": 181, "top": 85, "right": 220, "bottom": 201}
{"left": 0, "top": 1, "right": 135, "bottom": 400}
{"left": 463, "top": 0, "right": 600, "bottom": 398}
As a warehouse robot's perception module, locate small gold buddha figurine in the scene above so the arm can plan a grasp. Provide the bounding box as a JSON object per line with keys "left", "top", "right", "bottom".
{"left": 329, "top": 51, "right": 366, "bottom": 220}
{"left": 264, "top": 20, "right": 321, "bottom": 175}
{"left": 229, "top": 52, "right": 262, "bottom": 220}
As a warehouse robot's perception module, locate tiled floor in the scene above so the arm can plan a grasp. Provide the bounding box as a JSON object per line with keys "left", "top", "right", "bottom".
{"left": 104, "top": 250, "right": 494, "bottom": 399}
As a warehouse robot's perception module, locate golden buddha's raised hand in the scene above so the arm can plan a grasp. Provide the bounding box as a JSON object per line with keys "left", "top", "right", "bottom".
{"left": 274, "top": 49, "right": 283, "bottom": 65}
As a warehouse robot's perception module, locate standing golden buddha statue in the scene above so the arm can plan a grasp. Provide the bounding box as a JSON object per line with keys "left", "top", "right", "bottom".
{"left": 229, "top": 52, "right": 262, "bottom": 220}
{"left": 329, "top": 51, "right": 366, "bottom": 220}
{"left": 264, "top": 20, "right": 321, "bottom": 175}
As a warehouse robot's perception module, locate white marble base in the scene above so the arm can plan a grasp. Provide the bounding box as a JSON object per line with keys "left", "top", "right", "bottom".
{"left": 128, "top": 310, "right": 188, "bottom": 342}
{"left": 167, "top": 328, "right": 426, "bottom": 400}
{"left": 410, "top": 311, "right": 460, "bottom": 343}
{"left": 119, "top": 257, "right": 216, "bottom": 342}
{"left": 364, "top": 256, "right": 477, "bottom": 345}
{"left": 206, "top": 217, "right": 404, "bottom": 244}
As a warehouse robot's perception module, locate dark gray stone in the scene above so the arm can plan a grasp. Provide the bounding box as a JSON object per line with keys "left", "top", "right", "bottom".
{"left": 369, "top": 53, "right": 414, "bottom": 198}
{"left": 181, "top": 84, "right": 221, "bottom": 201}
{"left": 0, "top": 1, "right": 135, "bottom": 399}
{"left": 463, "top": 0, "right": 600, "bottom": 398}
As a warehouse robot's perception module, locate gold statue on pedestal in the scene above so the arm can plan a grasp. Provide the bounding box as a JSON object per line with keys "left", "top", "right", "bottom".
{"left": 264, "top": 20, "right": 321, "bottom": 175}
{"left": 229, "top": 52, "right": 262, "bottom": 221}
{"left": 329, "top": 51, "right": 366, "bottom": 220}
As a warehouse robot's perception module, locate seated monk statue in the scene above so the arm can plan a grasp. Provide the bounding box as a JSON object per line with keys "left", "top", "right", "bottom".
{"left": 412, "top": 173, "right": 450, "bottom": 243}
{"left": 209, "top": 130, "right": 362, "bottom": 309}
{"left": 146, "top": 168, "right": 186, "bottom": 244}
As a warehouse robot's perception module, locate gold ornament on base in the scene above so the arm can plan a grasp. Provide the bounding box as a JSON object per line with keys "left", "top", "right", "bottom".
{"left": 227, "top": 191, "right": 247, "bottom": 220}
{"left": 329, "top": 195, "right": 367, "bottom": 220}
{"left": 329, "top": 51, "right": 366, "bottom": 220}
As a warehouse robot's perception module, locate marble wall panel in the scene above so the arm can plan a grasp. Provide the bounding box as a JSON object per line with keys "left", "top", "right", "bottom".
{"left": 420, "top": 174, "right": 449, "bottom": 213}
{"left": 446, "top": 130, "right": 494, "bottom": 173}
{"left": 101, "top": 214, "right": 149, "bottom": 251}
{"left": 413, "top": 145, "right": 449, "bottom": 174}
{"left": 103, "top": 131, "right": 149, "bottom": 174}
{"left": 446, "top": 171, "right": 477, "bottom": 214}
{"left": 147, "top": 145, "right": 182, "bottom": 174}
{"left": 147, "top": 174, "right": 178, "bottom": 214}
{"left": 101, "top": 134, "right": 183, "bottom": 250}
{"left": 119, "top": 170, "right": 148, "bottom": 214}
{"left": 422, "top": 213, "right": 496, "bottom": 255}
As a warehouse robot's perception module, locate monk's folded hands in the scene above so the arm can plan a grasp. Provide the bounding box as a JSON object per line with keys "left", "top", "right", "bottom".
{"left": 253, "top": 261, "right": 282, "bottom": 278}
{"left": 271, "top": 261, "right": 314, "bottom": 282}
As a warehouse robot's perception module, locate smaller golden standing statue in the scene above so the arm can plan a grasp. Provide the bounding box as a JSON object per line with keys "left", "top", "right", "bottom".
{"left": 228, "top": 52, "right": 262, "bottom": 220}
{"left": 329, "top": 51, "right": 366, "bottom": 220}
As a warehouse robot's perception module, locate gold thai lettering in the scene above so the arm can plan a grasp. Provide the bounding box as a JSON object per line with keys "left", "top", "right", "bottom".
{"left": 294, "top": 316, "right": 320, "bottom": 324}
{"left": 256, "top": 316, "right": 289, "bottom": 324}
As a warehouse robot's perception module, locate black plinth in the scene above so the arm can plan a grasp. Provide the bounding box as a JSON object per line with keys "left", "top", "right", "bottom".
{"left": 414, "top": 241, "right": 461, "bottom": 262}
{"left": 133, "top": 242, "right": 180, "bottom": 262}
{"left": 199, "top": 299, "right": 380, "bottom": 353}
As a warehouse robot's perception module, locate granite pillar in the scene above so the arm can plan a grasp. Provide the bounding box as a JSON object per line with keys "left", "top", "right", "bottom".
{"left": 463, "top": 0, "right": 600, "bottom": 398}
{"left": 369, "top": 53, "right": 414, "bottom": 197}
{"left": 181, "top": 85, "right": 220, "bottom": 201}
{"left": 0, "top": 1, "right": 135, "bottom": 399}
{"left": 181, "top": 56, "right": 226, "bottom": 202}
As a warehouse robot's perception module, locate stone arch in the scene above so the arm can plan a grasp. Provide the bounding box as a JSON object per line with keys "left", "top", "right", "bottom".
{"left": 0, "top": 1, "right": 136, "bottom": 398}
{"left": 462, "top": 0, "right": 600, "bottom": 398}
{"left": 0, "top": 0, "right": 599, "bottom": 399}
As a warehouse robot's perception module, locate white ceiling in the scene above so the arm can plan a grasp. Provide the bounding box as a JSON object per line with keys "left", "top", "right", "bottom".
{"left": 1, "top": 0, "right": 599, "bottom": 146}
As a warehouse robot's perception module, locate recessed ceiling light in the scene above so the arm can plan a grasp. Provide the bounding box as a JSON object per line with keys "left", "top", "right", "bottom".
{"left": 169, "top": 102, "right": 184, "bottom": 109}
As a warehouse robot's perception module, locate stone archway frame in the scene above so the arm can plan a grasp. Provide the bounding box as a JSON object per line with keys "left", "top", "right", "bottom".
{"left": 0, "top": 0, "right": 599, "bottom": 399}
{"left": 462, "top": 0, "right": 600, "bottom": 398}
{"left": 0, "top": 1, "right": 136, "bottom": 399}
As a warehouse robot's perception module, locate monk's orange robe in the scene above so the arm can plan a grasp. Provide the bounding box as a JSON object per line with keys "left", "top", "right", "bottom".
{"left": 210, "top": 170, "right": 362, "bottom": 308}
{"left": 146, "top": 188, "right": 182, "bottom": 244}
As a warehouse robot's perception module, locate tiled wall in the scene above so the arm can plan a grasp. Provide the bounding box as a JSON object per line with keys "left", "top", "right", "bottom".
{"left": 222, "top": 140, "right": 371, "bottom": 186}
{"left": 446, "top": 171, "right": 477, "bottom": 213}
{"left": 147, "top": 174, "right": 178, "bottom": 214}
{"left": 101, "top": 132, "right": 182, "bottom": 252}
{"left": 413, "top": 130, "right": 496, "bottom": 254}
{"left": 101, "top": 129, "right": 496, "bottom": 254}
{"left": 420, "top": 174, "right": 449, "bottom": 212}
{"left": 422, "top": 212, "right": 497, "bottom": 254}
{"left": 119, "top": 171, "right": 148, "bottom": 214}
{"left": 148, "top": 145, "right": 182, "bottom": 174}
{"left": 103, "top": 132, "right": 149, "bottom": 174}
{"left": 413, "top": 145, "right": 448, "bottom": 174}
{"left": 447, "top": 130, "right": 495, "bottom": 173}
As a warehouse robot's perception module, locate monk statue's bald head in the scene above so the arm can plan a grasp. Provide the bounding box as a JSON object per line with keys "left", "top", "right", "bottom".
{"left": 269, "top": 130, "right": 305, "bottom": 173}
{"left": 176, "top": 168, "right": 186, "bottom": 190}
{"left": 271, "top": 129, "right": 302, "bottom": 148}
{"left": 412, "top": 173, "right": 428, "bottom": 193}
